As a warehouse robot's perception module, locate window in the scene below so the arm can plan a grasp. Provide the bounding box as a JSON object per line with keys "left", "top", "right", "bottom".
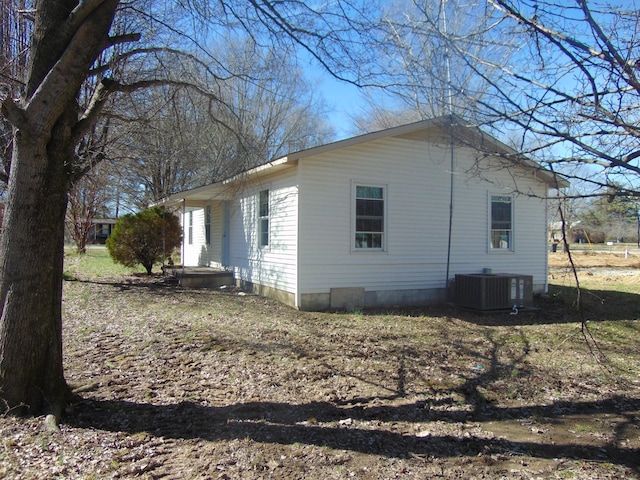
{"left": 188, "top": 211, "right": 193, "bottom": 245}
{"left": 259, "top": 189, "right": 269, "bottom": 247}
{"left": 490, "top": 195, "right": 512, "bottom": 250}
{"left": 355, "top": 185, "right": 385, "bottom": 250}
{"left": 204, "top": 205, "right": 211, "bottom": 245}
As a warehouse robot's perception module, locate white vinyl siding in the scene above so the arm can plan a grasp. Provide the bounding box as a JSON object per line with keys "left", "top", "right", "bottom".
{"left": 297, "top": 135, "right": 549, "bottom": 296}
{"left": 207, "top": 203, "right": 224, "bottom": 268}
{"left": 182, "top": 208, "right": 205, "bottom": 266}
{"left": 179, "top": 124, "right": 551, "bottom": 309}
{"left": 181, "top": 202, "right": 225, "bottom": 267}
{"left": 228, "top": 169, "right": 298, "bottom": 295}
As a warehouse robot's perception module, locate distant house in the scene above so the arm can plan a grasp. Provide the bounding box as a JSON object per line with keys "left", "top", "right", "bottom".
{"left": 88, "top": 218, "right": 116, "bottom": 244}
{"left": 160, "top": 117, "right": 565, "bottom": 311}
{"left": 548, "top": 221, "right": 604, "bottom": 244}
{"left": 64, "top": 217, "right": 117, "bottom": 245}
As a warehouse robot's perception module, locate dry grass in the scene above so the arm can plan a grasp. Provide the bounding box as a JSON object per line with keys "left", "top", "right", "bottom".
{"left": 549, "top": 249, "right": 640, "bottom": 269}
{"left": 1, "top": 249, "right": 639, "bottom": 479}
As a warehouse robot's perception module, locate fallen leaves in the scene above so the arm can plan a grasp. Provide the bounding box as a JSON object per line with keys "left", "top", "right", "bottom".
{"left": 1, "top": 269, "right": 639, "bottom": 479}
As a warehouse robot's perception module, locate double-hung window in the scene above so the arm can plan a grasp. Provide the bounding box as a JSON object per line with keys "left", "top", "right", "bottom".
{"left": 354, "top": 184, "right": 385, "bottom": 250}
{"left": 490, "top": 194, "right": 513, "bottom": 250}
{"left": 188, "top": 211, "right": 193, "bottom": 245}
{"left": 259, "top": 189, "right": 269, "bottom": 247}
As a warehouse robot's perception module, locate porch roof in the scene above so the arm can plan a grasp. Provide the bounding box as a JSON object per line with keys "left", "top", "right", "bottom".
{"left": 156, "top": 156, "right": 297, "bottom": 207}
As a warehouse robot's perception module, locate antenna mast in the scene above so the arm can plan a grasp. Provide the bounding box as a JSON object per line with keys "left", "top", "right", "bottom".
{"left": 443, "top": 0, "right": 456, "bottom": 295}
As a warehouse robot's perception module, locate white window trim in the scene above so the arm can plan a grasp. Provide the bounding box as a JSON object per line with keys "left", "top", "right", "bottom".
{"left": 351, "top": 180, "right": 388, "bottom": 253}
{"left": 488, "top": 192, "right": 514, "bottom": 253}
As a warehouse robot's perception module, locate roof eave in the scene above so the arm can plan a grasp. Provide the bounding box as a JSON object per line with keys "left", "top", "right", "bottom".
{"left": 154, "top": 156, "right": 298, "bottom": 207}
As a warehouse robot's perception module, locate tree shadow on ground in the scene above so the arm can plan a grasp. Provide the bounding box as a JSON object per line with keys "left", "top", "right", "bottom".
{"left": 66, "top": 394, "right": 640, "bottom": 471}
{"left": 65, "top": 274, "right": 248, "bottom": 299}
{"left": 61, "top": 276, "right": 640, "bottom": 472}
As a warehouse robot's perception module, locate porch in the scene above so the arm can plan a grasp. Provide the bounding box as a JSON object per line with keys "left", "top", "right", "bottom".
{"left": 163, "top": 266, "right": 234, "bottom": 289}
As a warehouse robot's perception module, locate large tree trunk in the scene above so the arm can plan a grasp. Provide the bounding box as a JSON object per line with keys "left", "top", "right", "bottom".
{"left": 0, "top": 0, "right": 120, "bottom": 416}
{"left": 0, "top": 131, "right": 71, "bottom": 415}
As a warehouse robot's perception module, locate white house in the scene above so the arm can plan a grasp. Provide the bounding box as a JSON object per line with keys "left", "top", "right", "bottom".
{"left": 159, "top": 116, "right": 565, "bottom": 311}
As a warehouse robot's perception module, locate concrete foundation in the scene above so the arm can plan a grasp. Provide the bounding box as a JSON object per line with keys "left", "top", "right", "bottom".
{"left": 330, "top": 287, "right": 365, "bottom": 311}
{"left": 298, "top": 287, "right": 447, "bottom": 311}
{"left": 236, "top": 279, "right": 296, "bottom": 307}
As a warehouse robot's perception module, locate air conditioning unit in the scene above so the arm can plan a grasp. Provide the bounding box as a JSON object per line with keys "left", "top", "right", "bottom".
{"left": 455, "top": 273, "right": 533, "bottom": 311}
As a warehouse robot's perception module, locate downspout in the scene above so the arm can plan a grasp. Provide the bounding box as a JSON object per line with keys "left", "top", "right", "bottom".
{"left": 295, "top": 165, "right": 302, "bottom": 309}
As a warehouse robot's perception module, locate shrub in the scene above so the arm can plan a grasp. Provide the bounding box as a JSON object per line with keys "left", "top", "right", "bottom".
{"left": 106, "top": 207, "right": 181, "bottom": 275}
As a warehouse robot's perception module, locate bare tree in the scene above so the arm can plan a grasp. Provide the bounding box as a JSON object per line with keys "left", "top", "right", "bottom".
{"left": 206, "top": 38, "right": 334, "bottom": 174}
{"left": 114, "top": 38, "right": 334, "bottom": 210}
{"left": 353, "top": 0, "right": 640, "bottom": 206}
{"left": 67, "top": 164, "right": 110, "bottom": 253}
{"left": 352, "top": 0, "right": 513, "bottom": 132}
{"left": 446, "top": 1, "right": 640, "bottom": 198}
{"left": 113, "top": 86, "right": 213, "bottom": 210}
{"left": 0, "top": 0, "right": 31, "bottom": 188}
{"left": 0, "top": 0, "right": 124, "bottom": 416}
{"left": 579, "top": 184, "right": 640, "bottom": 243}
{"left": 0, "top": 0, "right": 377, "bottom": 416}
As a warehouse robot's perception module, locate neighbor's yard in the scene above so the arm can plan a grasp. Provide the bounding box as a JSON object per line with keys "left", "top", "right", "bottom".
{"left": 1, "top": 247, "right": 639, "bottom": 479}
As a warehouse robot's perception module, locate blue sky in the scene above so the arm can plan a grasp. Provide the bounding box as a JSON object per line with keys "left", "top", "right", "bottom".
{"left": 312, "top": 69, "right": 365, "bottom": 140}
{"left": 322, "top": 79, "right": 361, "bottom": 139}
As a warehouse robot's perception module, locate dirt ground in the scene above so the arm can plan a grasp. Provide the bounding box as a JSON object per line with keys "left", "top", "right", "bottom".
{"left": 1, "top": 253, "right": 639, "bottom": 479}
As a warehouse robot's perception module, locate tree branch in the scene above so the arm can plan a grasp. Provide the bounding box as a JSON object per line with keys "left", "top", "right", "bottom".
{"left": 104, "top": 32, "right": 141, "bottom": 49}
{"left": 59, "top": 0, "right": 111, "bottom": 54}
{"left": 88, "top": 46, "right": 226, "bottom": 81}
{"left": 0, "top": 97, "right": 29, "bottom": 132}
{"left": 102, "top": 78, "right": 219, "bottom": 100}
{"left": 24, "top": 0, "right": 119, "bottom": 135}
{"left": 71, "top": 78, "right": 113, "bottom": 146}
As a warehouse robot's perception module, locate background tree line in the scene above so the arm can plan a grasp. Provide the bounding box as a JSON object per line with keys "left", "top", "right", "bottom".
{"left": 7, "top": 1, "right": 636, "bottom": 249}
